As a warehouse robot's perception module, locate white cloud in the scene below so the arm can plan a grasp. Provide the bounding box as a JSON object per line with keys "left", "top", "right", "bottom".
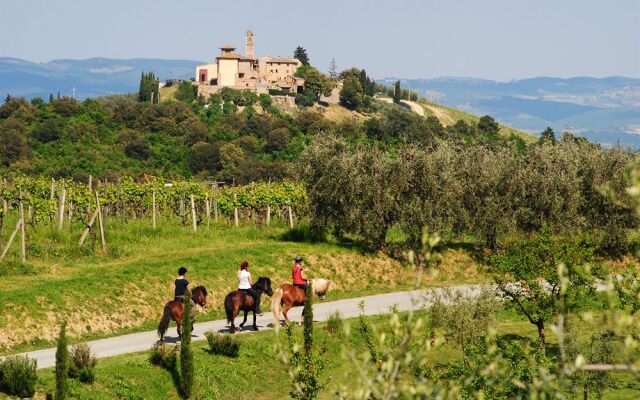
{"left": 89, "top": 66, "right": 133, "bottom": 74}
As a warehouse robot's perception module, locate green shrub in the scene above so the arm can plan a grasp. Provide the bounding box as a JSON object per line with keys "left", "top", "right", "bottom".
{"left": 324, "top": 312, "right": 343, "bottom": 335}
{"left": 268, "top": 89, "right": 296, "bottom": 97}
{"left": 68, "top": 344, "right": 97, "bottom": 383}
{"left": 204, "top": 331, "right": 239, "bottom": 357}
{"left": 149, "top": 344, "right": 178, "bottom": 370}
{"left": 78, "top": 367, "right": 96, "bottom": 384}
{"left": 0, "top": 355, "right": 38, "bottom": 398}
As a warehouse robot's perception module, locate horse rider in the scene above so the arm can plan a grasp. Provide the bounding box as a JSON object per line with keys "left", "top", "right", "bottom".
{"left": 238, "top": 261, "right": 262, "bottom": 316}
{"left": 174, "top": 266, "right": 196, "bottom": 315}
{"left": 292, "top": 256, "right": 308, "bottom": 292}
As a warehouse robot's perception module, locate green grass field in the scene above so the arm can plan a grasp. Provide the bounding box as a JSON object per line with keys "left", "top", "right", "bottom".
{"left": 25, "top": 311, "right": 640, "bottom": 400}
{"left": 0, "top": 218, "right": 486, "bottom": 354}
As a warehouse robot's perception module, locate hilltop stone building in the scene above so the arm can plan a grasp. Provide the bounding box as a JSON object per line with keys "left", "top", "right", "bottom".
{"left": 194, "top": 30, "right": 305, "bottom": 97}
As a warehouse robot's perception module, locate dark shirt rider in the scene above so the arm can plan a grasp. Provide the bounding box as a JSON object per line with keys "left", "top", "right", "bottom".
{"left": 174, "top": 267, "right": 189, "bottom": 302}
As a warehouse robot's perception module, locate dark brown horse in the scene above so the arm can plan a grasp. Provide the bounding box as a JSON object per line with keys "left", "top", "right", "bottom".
{"left": 157, "top": 286, "right": 208, "bottom": 342}
{"left": 224, "top": 277, "right": 273, "bottom": 333}
{"left": 271, "top": 278, "right": 331, "bottom": 328}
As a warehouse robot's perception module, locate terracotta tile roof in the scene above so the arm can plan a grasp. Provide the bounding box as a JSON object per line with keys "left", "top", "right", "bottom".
{"left": 217, "top": 53, "right": 241, "bottom": 60}
{"left": 262, "top": 57, "right": 300, "bottom": 64}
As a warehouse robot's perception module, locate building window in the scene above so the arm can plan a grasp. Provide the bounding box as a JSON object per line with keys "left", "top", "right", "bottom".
{"left": 239, "top": 73, "right": 245, "bottom": 78}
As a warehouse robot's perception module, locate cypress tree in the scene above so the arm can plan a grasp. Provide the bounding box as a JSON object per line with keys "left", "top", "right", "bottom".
{"left": 49, "top": 93, "right": 54, "bottom": 103}
{"left": 138, "top": 72, "right": 145, "bottom": 102}
{"left": 55, "top": 321, "right": 69, "bottom": 400}
{"left": 393, "top": 80, "right": 402, "bottom": 104}
{"left": 180, "top": 291, "right": 194, "bottom": 398}
{"left": 328, "top": 58, "right": 338, "bottom": 81}
{"left": 294, "top": 46, "right": 310, "bottom": 66}
{"left": 303, "top": 282, "right": 314, "bottom": 354}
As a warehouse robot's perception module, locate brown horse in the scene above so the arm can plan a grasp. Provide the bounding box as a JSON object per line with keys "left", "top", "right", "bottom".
{"left": 157, "top": 286, "right": 208, "bottom": 342}
{"left": 271, "top": 278, "right": 331, "bottom": 328}
{"left": 224, "top": 277, "right": 273, "bottom": 333}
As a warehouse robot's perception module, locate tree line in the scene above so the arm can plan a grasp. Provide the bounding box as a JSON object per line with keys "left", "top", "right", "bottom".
{"left": 302, "top": 132, "right": 637, "bottom": 256}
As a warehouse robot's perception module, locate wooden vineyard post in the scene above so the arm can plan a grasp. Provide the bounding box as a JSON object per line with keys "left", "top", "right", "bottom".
{"left": 57, "top": 182, "right": 66, "bottom": 231}
{"left": 49, "top": 178, "right": 55, "bottom": 225}
{"left": 190, "top": 195, "right": 197, "bottom": 232}
{"left": 179, "top": 198, "right": 185, "bottom": 225}
{"left": 19, "top": 190, "right": 26, "bottom": 263}
{"left": 266, "top": 179, "right": 271, "bottom": 226}
{"left": 78, "top": 208, "right": 99, "bottom": 246}
{"left": 233, "top": 193, "right": 239, "bottom": 227}
{"left": 95, "top": 191, "right": 106, "bottom": 252}
{"left": 213, "top": 184, "right": 219, "bottom": 223}
{"left": 87, "top": 174, "right": 92, "bottom": 220}
{"left": 266, "top": 205, "right": 271, "bottom": 225}
{"left": 287, "top": 205, "right": 294, "bottom": 229}
{"left": 152, "top": 189, "right": 157, "bottom": 229}
{"left": 67, "top": 188, "right": 72, "bottom": 229}
{"left": 0, "top": 219, "right": 22, "bottom": 262}
{"left": 2, "top": 179, "right": 8, "bottom": 217}
{"left": 205, "top": 198, "right": 211, "bottom": 228}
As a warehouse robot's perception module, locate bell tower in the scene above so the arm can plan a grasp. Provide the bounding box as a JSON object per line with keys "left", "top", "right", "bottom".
{"left": 245, "top": 29, "right": 255, "bottom": 59}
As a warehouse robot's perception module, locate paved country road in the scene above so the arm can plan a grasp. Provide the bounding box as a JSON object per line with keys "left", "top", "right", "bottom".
{"left": 9, "top": 284, "right": 486, "bottom": 369}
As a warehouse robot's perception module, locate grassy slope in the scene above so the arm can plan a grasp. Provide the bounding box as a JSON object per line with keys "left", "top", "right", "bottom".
{"left": 0, "top": 219, "right": 484, "bottom": 354}
{"left": 28, "top": 311, "right": 640, "bottom": 400}
{"left": 418, "top": 99, "right": 537, "bottom": 142}
{"left": 375, "top": 96, "right": 535, "bottom": 142}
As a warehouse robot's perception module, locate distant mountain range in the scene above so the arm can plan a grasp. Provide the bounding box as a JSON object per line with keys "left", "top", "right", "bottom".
{"left": 1, "top": 57, "right": 639, "bottom": 147}
{"left": 0, "top": 57, "right": 201, "bottom": 99}
{"left": 379, "top": 76, "right": 640, "bottom": 147}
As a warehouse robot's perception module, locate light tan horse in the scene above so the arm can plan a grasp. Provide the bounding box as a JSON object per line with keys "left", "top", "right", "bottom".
{"left": 271, "top": 278, "right": 331, "bottom": 329}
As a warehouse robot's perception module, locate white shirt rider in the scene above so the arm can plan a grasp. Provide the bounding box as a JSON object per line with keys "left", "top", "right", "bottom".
{"left": 238, "top": 269, "right": 252, "bottom": 289}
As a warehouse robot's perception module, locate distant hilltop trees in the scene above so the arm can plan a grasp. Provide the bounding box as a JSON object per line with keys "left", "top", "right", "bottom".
{"left": 138, "top": 72, "right": 159, "bottom": 104}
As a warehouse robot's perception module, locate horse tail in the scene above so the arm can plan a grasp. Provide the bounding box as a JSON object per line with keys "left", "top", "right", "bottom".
{"left": 272, "top": 287, "right": 284, "bottom": 331}
{"left": 157, "top": 303, "right": 172, "bottom": 339}
{"left": 224, "top": 294, "right": 235, "bottom": 324}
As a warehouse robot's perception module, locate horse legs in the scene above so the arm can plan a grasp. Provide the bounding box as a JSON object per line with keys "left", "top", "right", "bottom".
{"left": 282, "top": 303, "right": 293, "bottom": 325}
{"left": 239, "top": 310, "right": 248, "bottom": 329}
{"left": 177, "top": 320, "right": 182, "bottom": 339}
{"left": 229, "top": 308, "right": 238, "bottom": 334}
{"left": 252, "top": 309, "right": 258, "bottom": 331}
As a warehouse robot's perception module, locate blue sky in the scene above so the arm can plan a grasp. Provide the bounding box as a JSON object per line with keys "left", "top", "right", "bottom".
{"left": 0, "top": 0, "right": 638, "bottom": 80}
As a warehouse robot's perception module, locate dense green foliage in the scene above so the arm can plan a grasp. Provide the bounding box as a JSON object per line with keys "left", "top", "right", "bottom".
{"left": 294, "top": 65, "right": 333, "bottom": 102}
{"left": 303, "top": 133, "right": 637, "bottom": 255}
{"left": 0, "top": 93, "right": 347, "bottom": 181}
